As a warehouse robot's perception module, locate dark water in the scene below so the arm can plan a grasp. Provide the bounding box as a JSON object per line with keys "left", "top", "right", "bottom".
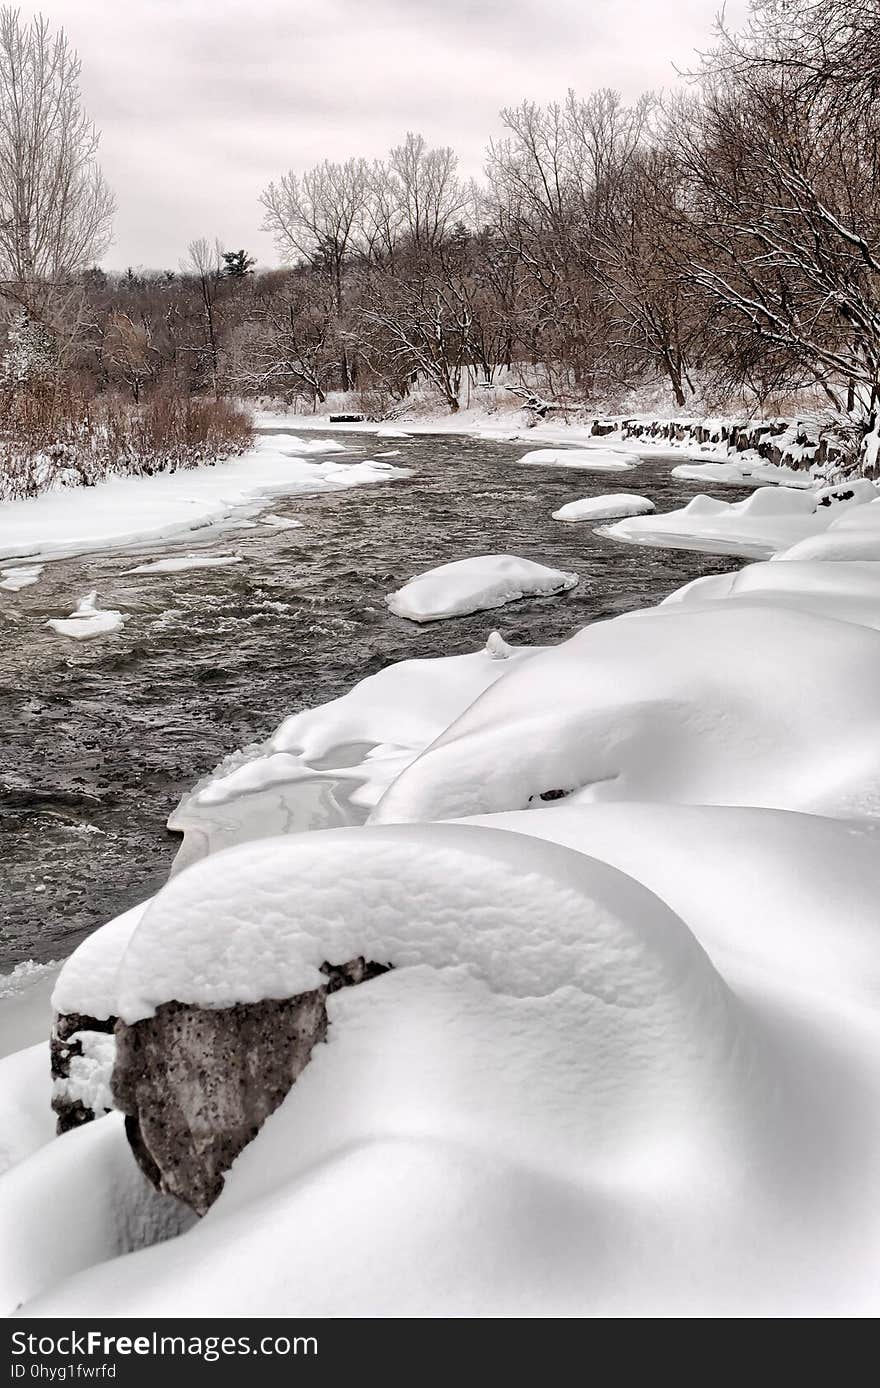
{"left": 0, "top": 430, "right": 748, "bottom": 969}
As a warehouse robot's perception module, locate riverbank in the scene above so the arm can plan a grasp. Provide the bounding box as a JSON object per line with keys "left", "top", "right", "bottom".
{"left": 2, "top": 423, "right": 879, "bottom": 1316}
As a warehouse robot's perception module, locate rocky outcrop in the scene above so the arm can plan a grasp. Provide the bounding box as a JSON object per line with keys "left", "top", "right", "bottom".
{"left": 111, "top": 957, "right": 389, "bottom": 1215}
{"left": 51, "top": 1011, "right": 117, "bottom": 1134}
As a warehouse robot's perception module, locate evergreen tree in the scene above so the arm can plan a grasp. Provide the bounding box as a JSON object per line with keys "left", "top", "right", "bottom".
{"left": 222, "top": 249, "right": 255, "bottom": 279}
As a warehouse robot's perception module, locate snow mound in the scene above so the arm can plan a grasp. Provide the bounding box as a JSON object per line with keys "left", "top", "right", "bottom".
{"left": 167, "top": 636, "right": 540, "bottom": 870}
{"left": 518, "top": 447, "right": 638, "bottom": 471}
{"left": 45, "top": 592, "right": 124, "bottom": 640}
{"left": 553, "top": 494, "right": 654, "bottom": 522}
{"left": 386, "top": 554, "right": 578, "bottom": 623}
{"left": 125, "top": 553, "right": 243, "bottom": 574}
{"left": 371, "top": 603, "right": 880, "bottom": 824}
{"left": 0, "top": 564, "right": 42, "bottom": 591}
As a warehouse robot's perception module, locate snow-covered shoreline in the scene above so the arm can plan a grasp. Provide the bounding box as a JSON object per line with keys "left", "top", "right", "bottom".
{"left": 0, "top": 435, "right": 410, "bottom": 563}
{"left": 2, "top": 417, "right": 880, "bottom": 1317}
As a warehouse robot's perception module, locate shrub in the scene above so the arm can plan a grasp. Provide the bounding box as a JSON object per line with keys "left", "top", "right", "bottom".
{"left": 0, "top": 385, "right": 254, "bottom": 499}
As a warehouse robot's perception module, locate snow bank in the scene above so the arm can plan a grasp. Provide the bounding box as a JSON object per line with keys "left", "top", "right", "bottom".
{"left": 603, "top": 482, "right": 880, "bottom": 560}
{"left": 0, "top": 446, "right": 410, "bottom": 563}
{"left": 386, "top": 555, "right": 578, "bottom": 623}
{"left": 167, "top": 635, "right": 539, "bottom": 870}
{"left": 45, "top": 591, "right": 124, "bottom": 640}
{"left": 773, "top": 499, "right": 880, "bottom": 562}
{"left": 0, "top": 1045, "right": 54, "bottom": 1175}
{"left": 665, "top": 560, "right": 880, "bottom": 630}
{"left": 518, "top": 447, "right": 638, "bottom": 471}
{"left": 371, "top": 603, "right": 880, "bottom": 824}
{"left": 0, "top": 564, "right": 42, "bottom": 591}
{"left": 125, "top": 553, "right": 243, "bottom": 574}
{"left": 553, "top": 494, "right": 654, "bottom": 522}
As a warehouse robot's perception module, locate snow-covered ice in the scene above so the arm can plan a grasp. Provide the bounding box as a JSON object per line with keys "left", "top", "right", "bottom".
{"left": 45, "top": 592, "right": 124, "bottom": 640}
{"left": 125, "top": 553, "right": 243, "bottom": 575}
{"left": 386, "top": 555, "right": 578, "bottom": 623}
{"left": 0, "top": 564, "right": 42, "bottom": 591}
{"left": 518, "top": 447, "right": 639, "bottom": 471}
{"left": 552, "top": 494, "right": 654, "bottom": 522}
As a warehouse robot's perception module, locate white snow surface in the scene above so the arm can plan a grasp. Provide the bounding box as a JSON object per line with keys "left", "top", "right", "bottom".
{"left": 0, "top": 445, "right": 409, "bottom": 563}
{"left": 386, "top": 555, "right": 578, "bottom": 623}
{"left": 518, "top": 447, "right": 638, "bottom": 471}
{"left": 45, "top": 591, "right": 124, "bottom": 640}
{"left": 552, "top": 493, "right": 654, "bottom": 522}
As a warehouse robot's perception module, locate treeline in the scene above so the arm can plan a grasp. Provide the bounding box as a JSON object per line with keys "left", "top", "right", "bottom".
{"left": 4, "top": 0, "right": 880, "bottom": 467}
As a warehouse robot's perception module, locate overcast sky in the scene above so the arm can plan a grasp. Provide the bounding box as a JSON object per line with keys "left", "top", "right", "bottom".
{"left": 18, "top": 0, "right": 747, "bottom": 271}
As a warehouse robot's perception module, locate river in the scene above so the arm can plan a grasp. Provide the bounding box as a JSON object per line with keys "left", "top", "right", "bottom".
{"left": 0, "top": 427, "right": 748, "bottom": 969}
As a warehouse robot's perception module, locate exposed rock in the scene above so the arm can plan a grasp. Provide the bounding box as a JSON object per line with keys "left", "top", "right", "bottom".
{"left": 112, "top": 957, "right": 389, "bottom": 1215}
{"left": 51, "top": 1011, "right": 117, "bottom": 1134}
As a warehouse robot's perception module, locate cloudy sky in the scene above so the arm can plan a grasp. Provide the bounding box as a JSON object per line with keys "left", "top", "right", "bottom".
{"left": 18, "top": 0, "right": 747, "bottom": 271}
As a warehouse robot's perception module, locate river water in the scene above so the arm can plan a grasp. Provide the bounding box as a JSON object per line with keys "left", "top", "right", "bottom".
{"left": 0, "top": 428, "right": 748, "bottom": 969}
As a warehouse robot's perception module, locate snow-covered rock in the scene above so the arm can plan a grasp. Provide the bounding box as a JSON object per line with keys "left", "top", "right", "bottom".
{"left": 45, "top": 591, "right": 124, "bottom": 640}
{"left": 552, "top": 494, "right": 654, "bottom": 522}
{"left": 386, "top": 555, "right": 578, "bottom": 623}
{"left": 518, "top": 447, "right": 638, "bottom": 471}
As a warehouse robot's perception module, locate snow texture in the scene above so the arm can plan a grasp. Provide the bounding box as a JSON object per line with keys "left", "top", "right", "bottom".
{"left": 386, "top": 554, "right": 578, "bottom": 623}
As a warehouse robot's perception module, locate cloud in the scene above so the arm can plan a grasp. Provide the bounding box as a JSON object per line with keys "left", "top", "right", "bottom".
{"left": 15, "top": 0, "right": 748, "bottom": 269}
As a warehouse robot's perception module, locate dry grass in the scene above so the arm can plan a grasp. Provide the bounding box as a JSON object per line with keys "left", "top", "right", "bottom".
{"left": 0, "top": 386, "right": 254, "bottom": 500}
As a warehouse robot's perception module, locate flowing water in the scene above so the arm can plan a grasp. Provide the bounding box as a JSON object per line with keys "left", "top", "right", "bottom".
{"left": 0, "top": 428, "right": 748, "bottom": 969}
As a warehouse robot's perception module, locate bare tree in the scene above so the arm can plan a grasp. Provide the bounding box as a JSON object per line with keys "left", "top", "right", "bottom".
{"left": 0, "top": 7, "right": 114, "bottom": 315}
{"left": 182, "top": 236, "right": 224, "bottom": 395}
